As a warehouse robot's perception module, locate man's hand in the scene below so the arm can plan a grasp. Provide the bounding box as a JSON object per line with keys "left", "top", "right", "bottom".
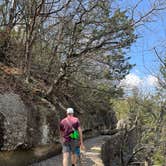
{"left": 80, "top": 143, "right": 86, "bottom": 151}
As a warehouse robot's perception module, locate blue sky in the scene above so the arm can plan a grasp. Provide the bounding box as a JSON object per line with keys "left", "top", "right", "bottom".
{"left": 118, "top": 0, "right": 166, "bottom": 92}
{"left": 129, "top": 14, "right": 166, "bottom": 77}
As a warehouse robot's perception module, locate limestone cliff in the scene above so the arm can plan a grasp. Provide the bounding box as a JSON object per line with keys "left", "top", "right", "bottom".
{"left": 0, "top": 92, "right": 117, "bottom": 151}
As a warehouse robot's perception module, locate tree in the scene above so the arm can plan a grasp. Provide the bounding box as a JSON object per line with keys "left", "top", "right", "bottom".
{"left": 112, "top": 89, "right": 166, "bottom": 165}
{"left": 44, "top": 0, "right": 136, "bottom": 98}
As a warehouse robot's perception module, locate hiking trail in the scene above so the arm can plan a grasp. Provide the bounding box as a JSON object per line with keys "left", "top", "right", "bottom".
{"left": 30, "top": 136, "right": 109, "bottom": 166}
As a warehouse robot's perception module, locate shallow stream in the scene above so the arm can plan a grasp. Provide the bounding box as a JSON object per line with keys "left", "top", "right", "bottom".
{"left": 0, "top": 143, "right": 61, "bottom": 166}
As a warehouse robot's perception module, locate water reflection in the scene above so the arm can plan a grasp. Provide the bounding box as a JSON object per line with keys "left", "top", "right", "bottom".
{"left": 0, "top": 144, "right": 61, "bottom": 166}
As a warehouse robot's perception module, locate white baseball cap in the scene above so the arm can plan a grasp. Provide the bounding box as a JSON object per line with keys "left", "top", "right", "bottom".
{"left": 66, "top": 108, "right": 74, "bottom": 114}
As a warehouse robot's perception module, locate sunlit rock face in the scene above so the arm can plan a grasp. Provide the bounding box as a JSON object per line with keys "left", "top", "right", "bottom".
{"left": 41, "top": 123, "right": 49, "bottom": 145}
{"left": 0, "top": 93, "right": 27, "bottom": 150}
{"left": 101, "top": 128, "right": 138, "bottom": 166}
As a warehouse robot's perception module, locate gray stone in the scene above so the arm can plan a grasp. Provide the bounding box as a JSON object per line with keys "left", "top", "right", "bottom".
{"left": 0, "top": 93, "right": 27, "bottom": 150}
{"left": 0, "top": 92, "right": 117, "bottom": 151}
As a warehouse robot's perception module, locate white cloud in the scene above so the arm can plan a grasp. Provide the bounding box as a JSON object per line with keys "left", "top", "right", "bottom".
{"left": 120, "top": 73, "right": 159, "bottom": 92}
{"left": 120, "top": 73, "right": 142, "bottom": 88}
{"left": 145, "top": 75, "right": 159, "bottom": 87}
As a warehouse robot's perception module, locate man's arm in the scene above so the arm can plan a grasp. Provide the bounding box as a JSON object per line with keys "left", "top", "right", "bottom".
{"left": 78, "top": 126, "right": 85, "bottom": 150}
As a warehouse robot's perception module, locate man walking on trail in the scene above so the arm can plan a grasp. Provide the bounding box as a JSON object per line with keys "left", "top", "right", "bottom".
{"left": 60, "top": 107, "right": 85, "bottom": 166}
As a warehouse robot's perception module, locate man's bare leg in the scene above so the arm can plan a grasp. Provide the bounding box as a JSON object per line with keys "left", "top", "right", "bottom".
{"left": 63, "top": 152, "right": 70, "bottom": 166}
{"left": 71, "top": 153, "right": 77, "bottom": 166}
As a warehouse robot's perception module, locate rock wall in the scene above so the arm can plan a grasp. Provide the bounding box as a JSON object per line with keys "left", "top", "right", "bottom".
{"left": 0, "top": 92, "right": 117, "bottom": 151}
{"left": 26, "top": 101, "right": 60, "bottom": 147}
{"left": 101, "top": 127, "right": 138, "bottom": 166}
{"left": 0, "top": 93, "right": 27, "bottom": 150}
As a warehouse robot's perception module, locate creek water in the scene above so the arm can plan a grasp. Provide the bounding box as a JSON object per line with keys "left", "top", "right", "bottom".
{"left": 0, "top": 143, "right": 61, "bottom": 166}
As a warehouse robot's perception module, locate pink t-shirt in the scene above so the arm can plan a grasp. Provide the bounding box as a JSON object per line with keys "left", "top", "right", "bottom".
{"left": 60, "top": 116, "right": 80, "bottom": 142}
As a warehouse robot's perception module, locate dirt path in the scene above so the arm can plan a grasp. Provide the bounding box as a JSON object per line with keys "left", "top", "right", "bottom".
{"left": 30, "top": 136, "right": 109, "bottom": 166}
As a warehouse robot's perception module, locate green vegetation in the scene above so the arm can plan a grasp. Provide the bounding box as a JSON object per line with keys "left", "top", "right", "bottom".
{"left": 0, "top": 0, "right": 165, "bottom": 164}
{"left": 112, "top": 90, "right": 166, "bottom": 165}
